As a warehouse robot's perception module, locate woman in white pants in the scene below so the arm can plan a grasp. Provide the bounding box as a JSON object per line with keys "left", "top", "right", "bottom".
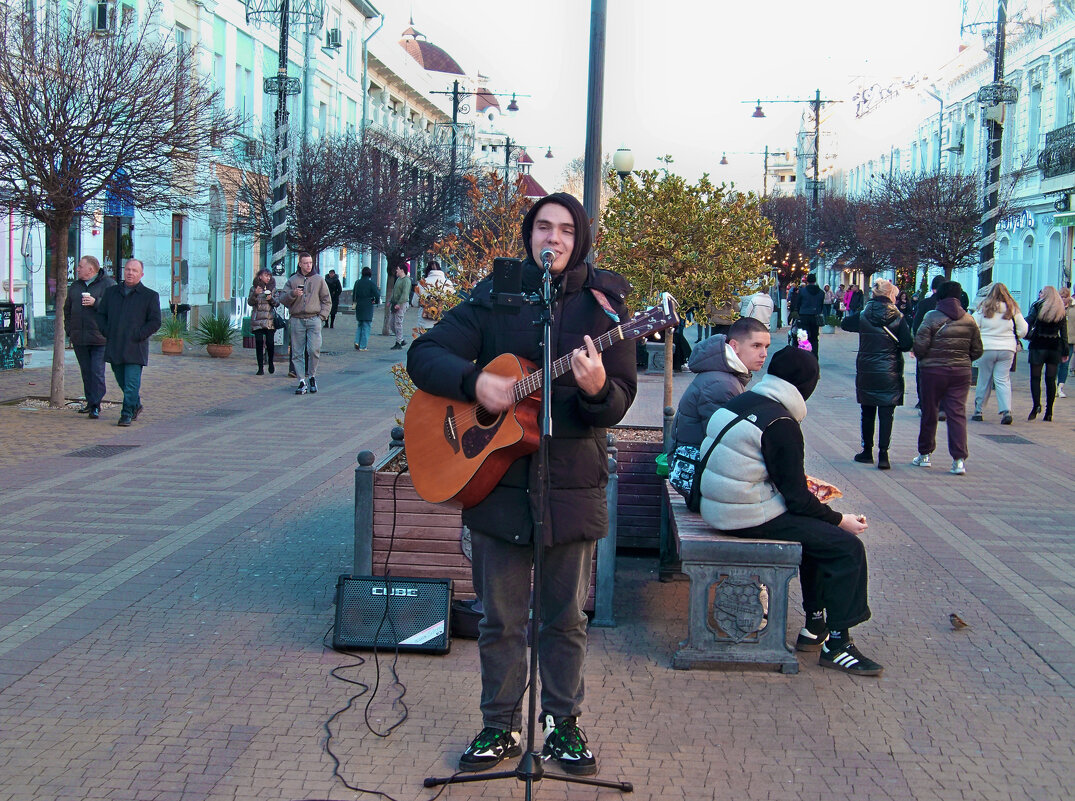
{"left": 972, "top": 283, "right": 1028, "bottom": 425}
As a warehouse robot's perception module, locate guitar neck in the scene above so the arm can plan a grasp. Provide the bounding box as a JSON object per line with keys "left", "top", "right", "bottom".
{"left": 511, "top": 326, "right": 625, "bottom": 402}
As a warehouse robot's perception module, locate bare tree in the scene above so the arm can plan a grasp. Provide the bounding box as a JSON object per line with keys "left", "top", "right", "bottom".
{"left": 0, "top": 1, "right": 238, "bottom": 405}
{"left": 557, "top": 154, "right": 614, "bottom": 217}
{"left": 222, "top": 130, "right": 368, "bottom": 266}
{"left": 355, "top": 126, "right": 465, "bottom": 334}
{"left": 868, "top": 171, "right": 981, "bottom": 279}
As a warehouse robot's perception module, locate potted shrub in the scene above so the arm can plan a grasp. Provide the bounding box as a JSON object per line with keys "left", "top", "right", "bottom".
{"left": 155, "top": 314, "right": 186, "bottom": 355}
{"left": 822, "top": 314, "right": 840, "bottom": 334}
{"left": 190, "top": 313, "right": 239, "bottom": 358}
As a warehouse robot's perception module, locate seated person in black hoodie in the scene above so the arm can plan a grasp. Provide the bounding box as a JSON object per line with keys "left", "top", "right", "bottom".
{"left": 697, "top": 347, "right": 882, "bottom": 676}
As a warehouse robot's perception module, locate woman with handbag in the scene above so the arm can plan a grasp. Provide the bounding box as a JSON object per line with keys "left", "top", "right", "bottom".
{"left": 247, "top": 268, "right": 279, "bottom": 375}
{"left": 1024, "top": 285, "right": 1070, "bottom": 421}
{"left": 971, "top": 282, "right": 1027, "bottom": 425}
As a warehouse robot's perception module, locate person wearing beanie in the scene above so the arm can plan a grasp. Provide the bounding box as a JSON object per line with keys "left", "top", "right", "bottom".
{"left": 911, "top": 274, "right": 950, "bottom": 412}
{"left": 697, "top": 346, "right": 883, "bottom": 676}
{"left": 407, "top": 192, "right": 637, "bottom": 775}
{"left": 912, "top": 280, "right": 983, "bottom": 474}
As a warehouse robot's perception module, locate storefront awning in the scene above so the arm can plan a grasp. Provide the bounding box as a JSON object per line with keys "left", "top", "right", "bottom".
{"left": 1052, "top": 211, "right": 1075, "bottom": 225}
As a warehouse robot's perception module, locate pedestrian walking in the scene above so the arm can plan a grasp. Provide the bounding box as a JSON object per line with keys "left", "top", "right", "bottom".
{"left": 911, "top": 281, "right": 983, "bottom": 475}
{"left": 848, "top": 285, "right": 865, "bottom": 315}
{"left": 1024, "top": 285, "right": 1070, "bottom": 421}
{"left": 64, "top": 255, "right": 116, "bottom": 419}
{"left": 282, "top": 252, "right": 331, "bottom": 395}
{"left": 971, "top": 282, "right": 1027, "bottom": 425}
{"left": 413, "top": 260, "right": 453, "bottom": 331}
{"left": 351, "top": 267, "right": 380, "bottom": 351}
{"left": 796, "top": 274, "right": 825, "bottom": 358}
{"left": 823, "top": 284, "right": 836, "bottom": 318}
{"left": 840, "top": 279, "right": 912, "bottom": 470}
{"left": 389, "top": 263, "right": 411, "bottom": 350}
{"left": 741, "top": 288, "right": 775, "bottom": 327}
{"left": 1057, "top": 286, "right": 1074, "bottom": 398}
{"left": 896, "top": 290, "right": 911, "bottom": 317}
{"left": 911, "top": 275, "right": 948, "bottom": 412}
{"left": 247, "top": 268, "right": 279, "bottom": 375}
{"left": 94, "top": 259, "right": 161, "bottom": 426}
{"left": 325, "top": 269, "right": 343, "bottom": 328}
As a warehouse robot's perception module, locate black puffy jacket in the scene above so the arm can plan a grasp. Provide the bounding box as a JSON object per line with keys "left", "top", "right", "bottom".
{"left": 407, "top": 259, "right": 637, "bottom": 547}
{"left": 841, "top": 297, "right": 913, "bottom": 406}
{"left": 797, "top": 284, "right": 825, "bottom": 316}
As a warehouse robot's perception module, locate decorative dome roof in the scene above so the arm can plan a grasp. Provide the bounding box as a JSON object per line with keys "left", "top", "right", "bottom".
{"left": 399, "top": 23, "right": 465, "bottom": 76}
{"left": 519, "top": 173, "right": 548, "bottom": 199}
{"left": 517, "top": 150, "right": 534, "bottom": 165}
{"left": 475, "top": 88, "right": 500, "bottom": 112}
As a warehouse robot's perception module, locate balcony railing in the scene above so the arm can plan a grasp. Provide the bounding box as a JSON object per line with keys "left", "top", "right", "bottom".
{"left": 1037, "top": 122, "right": 1075, "bottom": 179}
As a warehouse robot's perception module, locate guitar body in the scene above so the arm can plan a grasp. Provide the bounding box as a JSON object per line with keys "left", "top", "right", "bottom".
{"left": 405, "top": 353, "right": 540, "bottom": 508}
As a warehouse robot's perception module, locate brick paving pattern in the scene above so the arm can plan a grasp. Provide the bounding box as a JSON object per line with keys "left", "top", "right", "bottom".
{"left": 1, "top": 319, "right": 1073, "bottom": 801}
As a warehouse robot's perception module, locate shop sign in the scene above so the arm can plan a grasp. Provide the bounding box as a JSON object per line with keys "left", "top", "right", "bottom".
{"left": 997, "top": 209, "right": 1035, "bottom": 232}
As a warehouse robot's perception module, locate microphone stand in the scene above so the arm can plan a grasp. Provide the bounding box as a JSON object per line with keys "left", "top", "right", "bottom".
{"left": 424, "top": 257, "right": 633, "bottom": 798}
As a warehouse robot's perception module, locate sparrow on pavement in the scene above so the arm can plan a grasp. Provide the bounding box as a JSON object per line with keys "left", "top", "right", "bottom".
{"left": 949, "top": 613, "right": 970, "bottom": 630}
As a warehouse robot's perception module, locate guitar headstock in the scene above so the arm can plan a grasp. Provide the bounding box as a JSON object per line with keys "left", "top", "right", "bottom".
{"left": 620, "top": 293, "right": 680, "bottom": 342}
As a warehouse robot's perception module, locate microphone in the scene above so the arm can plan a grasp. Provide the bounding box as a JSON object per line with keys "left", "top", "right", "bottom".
{"left": 540, "top": 249, "right": 555, "bottom": 270}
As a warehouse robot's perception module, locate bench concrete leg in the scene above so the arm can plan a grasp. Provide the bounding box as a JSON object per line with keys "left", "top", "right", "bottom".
{"left": 673, "top": 562, "right": 799, "bottom": 674}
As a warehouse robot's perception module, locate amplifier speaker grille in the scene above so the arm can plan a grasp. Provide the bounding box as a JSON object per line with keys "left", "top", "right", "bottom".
{"left": 332, "top": 575, "right": 453, "bottom": 654}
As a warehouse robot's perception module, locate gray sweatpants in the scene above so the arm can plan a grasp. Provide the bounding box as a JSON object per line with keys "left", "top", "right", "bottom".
{"left": 470, "top": 531, "right": 593, "bottom": 730}
{"left": 289, "top": 315, "right": 322, "bottom": 380}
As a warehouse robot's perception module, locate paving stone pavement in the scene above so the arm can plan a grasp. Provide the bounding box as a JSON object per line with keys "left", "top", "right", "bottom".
{"left": 0, "top": 319, "right": 1073, "bottom": 801}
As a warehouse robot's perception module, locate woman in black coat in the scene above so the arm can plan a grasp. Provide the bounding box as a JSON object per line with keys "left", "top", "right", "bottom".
{"left": 840, "top": 279, "right": 913, "bottom": 470}
{"left": 1024, "top": 285, "right": 1070, "bottom": 421}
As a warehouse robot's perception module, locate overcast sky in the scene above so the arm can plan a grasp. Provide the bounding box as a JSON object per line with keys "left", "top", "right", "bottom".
{"left": 380, "top": 0, "right": 981, "bottom": 194}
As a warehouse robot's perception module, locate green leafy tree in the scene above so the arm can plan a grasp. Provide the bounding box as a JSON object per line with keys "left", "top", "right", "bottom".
{"left": 598, "top": 164, "right": 775, "bottom": 409}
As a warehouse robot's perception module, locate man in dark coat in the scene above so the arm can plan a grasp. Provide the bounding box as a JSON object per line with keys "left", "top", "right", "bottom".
{"left": 325, "top": 269, "right": 343, "bottom": 328}
{"left": 350, "top": 266, "right": 379, "bottom": 351}
{"left": 407, "top": 192, "right": 637, "bottom": 776}
{"left": 796, "top": 274, "right": 826, "bottom": 358}
{"left": 840, "top": 279, "right": 913, "bottom": 469}
{"left": 64, "top": 255, "right": 116, "bottom": 419}
{"left": 96, "top": 259, "right": 161, "bottom": 426}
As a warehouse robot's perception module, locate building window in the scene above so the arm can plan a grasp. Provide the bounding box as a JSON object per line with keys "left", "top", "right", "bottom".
{"left": 1028, "top": 84, "right": 1042, "bottom": 152}
{"left": 1057, "top": 70, "right": 1073, "bottom": 128}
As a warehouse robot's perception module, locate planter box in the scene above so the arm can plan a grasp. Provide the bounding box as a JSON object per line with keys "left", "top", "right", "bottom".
{"left": 611, "top": 427, "right": 665, "bottom": 553}
{"left": 363, "top": 438, "right": 597, "bottom": 611}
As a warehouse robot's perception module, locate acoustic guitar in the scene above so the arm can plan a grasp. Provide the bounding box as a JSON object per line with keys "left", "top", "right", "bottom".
{"left": 404, "top": 298, "right": 679, "bottom": 508}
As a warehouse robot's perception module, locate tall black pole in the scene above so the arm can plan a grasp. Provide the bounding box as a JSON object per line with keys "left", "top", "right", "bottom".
{"left": 271, "top": 0, "right": 291, "bottom": 276}
{"left": 809, "top": 89, "right": 821, "bottom": 276}
{"left": 979, "top": 0, "right": 1007, "bottom": 286}
{"left": 582, "top": 0, "right": 607, "bottom": 246}
{"left": 449, "top": 79, "right": 460, "bottom": 217}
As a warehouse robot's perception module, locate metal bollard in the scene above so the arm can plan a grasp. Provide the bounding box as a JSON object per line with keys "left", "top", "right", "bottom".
{"left": 353, "top": 450, "right": 375, "bottom": 576}
{"left": 592, "top": 433, "right": 618, "bottom": 628}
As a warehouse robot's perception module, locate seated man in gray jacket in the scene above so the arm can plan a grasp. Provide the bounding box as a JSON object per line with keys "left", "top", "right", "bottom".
{"left": 698, "top": 346, "right": 882, "bottom": 677}
{"left": 668, "top": 317, "right": 770, "bottom": 455}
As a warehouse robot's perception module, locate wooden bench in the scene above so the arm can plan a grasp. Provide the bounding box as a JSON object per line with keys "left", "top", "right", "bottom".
{"left": 663, "top": 482, "right": 802, "bottom": 674}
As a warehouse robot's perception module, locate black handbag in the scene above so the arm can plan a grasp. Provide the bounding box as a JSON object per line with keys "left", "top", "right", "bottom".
{"left": 272, "top": 312, "right": 286, "bottom": 331}
{"left": 681, "top": 413, "right": 747, "bottom": 513}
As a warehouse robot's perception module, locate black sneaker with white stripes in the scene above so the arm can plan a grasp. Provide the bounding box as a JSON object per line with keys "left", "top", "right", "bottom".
{"left": 819, "top": 640, "right": 883, "bottom": 676}
{"left": 794, "top": 627, "right": 828, "bottom": 652}
{"left": 541, "top": 713, "right": 597, "bottom": 775}
{"left": 458, "top": 726, "right": 521, "bottom": 772}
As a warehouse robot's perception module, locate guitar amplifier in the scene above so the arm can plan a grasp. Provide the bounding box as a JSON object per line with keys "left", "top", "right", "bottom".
{"left": 332, "top": 575, "right": 453, "bottom": 654}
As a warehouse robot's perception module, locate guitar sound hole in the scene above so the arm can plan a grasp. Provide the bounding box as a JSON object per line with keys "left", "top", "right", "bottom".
{"left": 475, "top": 404, "right": 499, "bottom": 427}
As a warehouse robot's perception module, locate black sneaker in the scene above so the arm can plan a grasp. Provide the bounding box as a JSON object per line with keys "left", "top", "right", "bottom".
{"left": 131, "top": 404, "right": 143, "bottom": 421}
{"left": 458, "top": 726, "right": 521, "bottom": 772}
{"left": 308, "top": 377, "right": 317, "bottom": 393}
{"left": 795, "top": 627, "right": 828, "bottom": 652}
{"left": 295, "top": 380, "right": 308, "bottom": 395}
{"left": 853, "top": 450, "right": 872, "bottom": 464}
{"left": 819, "top": 640, "right": 883, "bottom": 676}
{"left": 541, "top": 713, "right": 596, "bottom": 776}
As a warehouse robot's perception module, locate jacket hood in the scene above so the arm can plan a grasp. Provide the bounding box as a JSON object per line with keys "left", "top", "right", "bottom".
{"left": 937, "top": 296, "right": 965, "bottom": 320}
{"left": 687, "top": 334, "right": 748, "bottom": 377}
{"left": 521, "top": 192, "right": 592, "bottom": 272}
{"left": 863, "top": 297, "right": 900, "bottom": 326}
{"left": 801, "top": 284, "right": 824, "bottom": 298}
{"left": 751, "top": 373, "right": 808, "bottom": 422}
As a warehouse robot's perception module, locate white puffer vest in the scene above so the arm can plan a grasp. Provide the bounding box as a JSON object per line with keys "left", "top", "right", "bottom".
{"left": 698, "top": 374, "right": 807, "bottom": 531}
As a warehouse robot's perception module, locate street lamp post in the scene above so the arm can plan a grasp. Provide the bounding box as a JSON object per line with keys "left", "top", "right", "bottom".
{"left": 719, "top": 145, "right": 786, "bottom": 197}
{"left": 750, "top": 90, "right": 838, "bottom": 277}
{"left": 245, "top": 0, "right": 324, "bottom": 276}
{"left": 613, "top": 146, "right": 634, "bottom": 190}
